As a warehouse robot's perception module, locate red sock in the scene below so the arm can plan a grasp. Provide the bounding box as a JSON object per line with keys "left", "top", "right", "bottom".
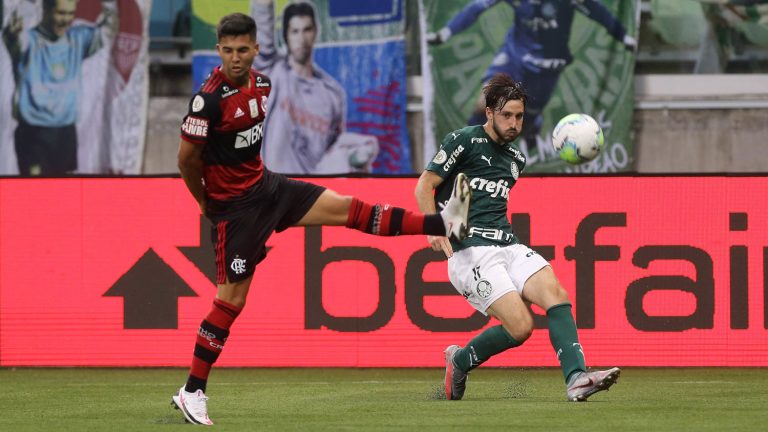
{"left": 185, "top": 298, "right": 242, "bottom": 393}
{"left": 345, "top": 198, "right": 443, "bottom": 236}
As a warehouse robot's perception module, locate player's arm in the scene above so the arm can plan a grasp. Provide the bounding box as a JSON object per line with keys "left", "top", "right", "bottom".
{"left": 427, "top": 0, "right": 500, "bottom": 45}
{"left": 577, "top": 0, "right": 637, "bottom": 51}
{"left": 415, "top": 169, "right": 454, "bottom": 258}
{"left": 178, "top": 92, "right": 218, "bottom": 216}
{"left": 178, "top": 138, "right": 207, "bottom": 216}
{"left": 2, "top": 9, "right": 23, "bottom": 66}
{"left": 252, "top": 0, "right": 278, "bottom": 71}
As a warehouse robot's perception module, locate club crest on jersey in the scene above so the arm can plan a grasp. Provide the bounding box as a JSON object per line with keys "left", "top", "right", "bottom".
{"left": 192, "top": 95, "right": 204, "bottom": 112}
{"left": 249, "top": 99, "right": 259, "bottom": 118}
{"left": 432, "top": 150, "right": 447, "bottom": 164}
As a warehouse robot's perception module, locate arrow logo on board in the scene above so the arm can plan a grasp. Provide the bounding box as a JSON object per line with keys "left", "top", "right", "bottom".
{"left": 177, "top": 215, "right": 272, "bottom": 284}
{"left": 178, "top": 216, "right": 217, "bottom": 284}
{"left": 104, "top": 248, "right": 198, "bottom": 329}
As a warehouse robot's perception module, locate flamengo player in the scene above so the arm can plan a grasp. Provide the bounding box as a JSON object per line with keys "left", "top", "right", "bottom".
{"left": 171, "top": 13, "right": 472, "bottom": 425}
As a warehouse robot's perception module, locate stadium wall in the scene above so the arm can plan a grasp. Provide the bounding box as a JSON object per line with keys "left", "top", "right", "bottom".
{"left": 1, "top": 176, "right": 767, "bottom": 367}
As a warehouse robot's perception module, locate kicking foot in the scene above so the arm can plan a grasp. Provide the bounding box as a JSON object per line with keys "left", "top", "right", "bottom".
{"left": 440, "top": 173, "right": 471, "bottom": 241}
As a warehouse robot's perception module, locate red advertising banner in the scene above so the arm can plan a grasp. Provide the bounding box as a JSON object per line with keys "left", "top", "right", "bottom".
{"left": 1, "top": 177, "right": 767, "bottom": 367}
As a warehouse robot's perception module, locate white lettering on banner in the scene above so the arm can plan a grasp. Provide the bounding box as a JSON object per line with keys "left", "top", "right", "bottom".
{"left": 234, "top": 123, "right": 264, "bottom": 149}
{"left": 181, "top": 116, "right": 209, "bottom": 138}
{"left": 442, "top": 144, "right": 465, "bottom": 171}
{"left": 469, "top": 177, "right": 510, "bottom": 199}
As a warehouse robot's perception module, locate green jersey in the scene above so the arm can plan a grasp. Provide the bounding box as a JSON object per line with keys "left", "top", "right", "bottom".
{"left": 426, "top": 125, "right": 527, "bottom": 251}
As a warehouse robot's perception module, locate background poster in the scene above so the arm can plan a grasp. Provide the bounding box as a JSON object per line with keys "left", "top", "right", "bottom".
{"left": 421, "top": 0, "right": 639, "bottom": 173}
{"left": 191, "top": 0, "right": 411, "bottom": 174}
{"left": 0, "top": 0, "right": 150, "bottom": 175}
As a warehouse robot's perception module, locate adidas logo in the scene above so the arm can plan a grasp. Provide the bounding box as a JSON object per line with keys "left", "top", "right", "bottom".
{"left": 234, "top": 107, "right": 245, "bottom": 118}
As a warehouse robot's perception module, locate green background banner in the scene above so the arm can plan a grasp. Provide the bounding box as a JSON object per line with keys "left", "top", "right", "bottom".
{"left": 422, "top": 0, "right": 639, "bottom": 173}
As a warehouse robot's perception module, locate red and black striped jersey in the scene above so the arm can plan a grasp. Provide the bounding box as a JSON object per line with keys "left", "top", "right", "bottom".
{"left": 180, "top": 66, "right": 272, "bottom": 207}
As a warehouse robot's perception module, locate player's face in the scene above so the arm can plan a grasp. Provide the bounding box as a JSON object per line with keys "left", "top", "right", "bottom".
{"left": 286, "top": 16, "right": 316, "bottom": 65}
{"left": 488, "top": 100, "right": 524, "bottom": 144}
{"left": 44, "top": 0, "right": 78, "bottom": 37}
{"left": 217, "top": 34, "right": 259, "bottom": 85}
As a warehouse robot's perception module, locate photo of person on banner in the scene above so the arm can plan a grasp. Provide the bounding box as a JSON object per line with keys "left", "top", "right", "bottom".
{"left": 426, "top": 0, "right": 636, "bottom": 149}
{"left": 2, "top": 0, "right": 118, "bottom": 175}
{"left": 250, "top": 0, "right": 379, "bottom": 175}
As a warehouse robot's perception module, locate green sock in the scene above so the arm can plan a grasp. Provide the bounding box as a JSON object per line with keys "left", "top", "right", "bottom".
{"left": 547, "top": 303, "right": 587, "bottom": 383}
{"left": 454, "top": 325, "right": 521, "bottom": 372}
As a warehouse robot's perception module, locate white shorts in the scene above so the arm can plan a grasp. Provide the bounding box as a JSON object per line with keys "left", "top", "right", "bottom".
{"left": 448, "top": 244, "right": 550, "bottom": 315}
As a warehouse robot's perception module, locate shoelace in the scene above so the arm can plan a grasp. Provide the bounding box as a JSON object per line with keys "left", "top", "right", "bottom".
{"left": 187, "top": 394, "right": 209, "bottom": 417}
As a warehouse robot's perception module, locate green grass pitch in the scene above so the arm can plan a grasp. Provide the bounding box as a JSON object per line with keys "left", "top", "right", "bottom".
{"left": 1, "top": 368, "right": 767, "bottom": 431}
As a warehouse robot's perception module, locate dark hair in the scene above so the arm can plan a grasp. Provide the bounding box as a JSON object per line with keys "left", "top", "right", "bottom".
{"left": 282, "top": 2, "right": 317, "bottom": 44}
{"left": 43, "top": 0, "right": 57, "bottom": 10}
{"left": 483, "top": 73, "right": 527, "bottom": 112}
{"left": 217, "top": 13, "right": 257, "bottom": 41}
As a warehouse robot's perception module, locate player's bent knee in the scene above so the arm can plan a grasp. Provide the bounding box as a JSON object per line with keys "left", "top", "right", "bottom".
{"left": 504, "top": 314, "right": 533, "bottom": 343}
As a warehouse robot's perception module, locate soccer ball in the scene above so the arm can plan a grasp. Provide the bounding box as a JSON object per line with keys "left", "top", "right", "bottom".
{"left": 551, "top": 113, "right": 605, "bottom": 164}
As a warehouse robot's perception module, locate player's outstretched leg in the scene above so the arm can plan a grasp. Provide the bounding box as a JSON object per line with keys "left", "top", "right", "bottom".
{"left": 444, "top": 345, "right": 468, "bottom": 400}
{"left": 439, "top": 173, "right": 471, "bottom": 241}
{"left": 566, "top": 367, "right": 621, "bottom": 402}
{"left": 345, "top": 172, "right": 470, "bottom": 239}
{"left": 172, "top": 386, "right": 214, "bottom": 425}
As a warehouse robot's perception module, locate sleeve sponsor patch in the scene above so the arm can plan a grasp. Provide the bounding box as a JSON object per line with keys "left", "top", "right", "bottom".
{"left": 432, "top": 149, "right": 447, "bottom": 164}
{"left": 181, "top": 116, "right": 209, "bottom": 138}
{"left": 192, "top": 95, "right": 205, "bottom": 112}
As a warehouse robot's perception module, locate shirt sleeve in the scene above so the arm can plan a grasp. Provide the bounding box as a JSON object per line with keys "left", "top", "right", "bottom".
{"left": 446, "top": 0, "right": 501, "bottom": 36}
{"left": 180, "top": 92, "right": 219, "bottom": 145}
{"left": 425, "top": 130, "right": 469, "bottom": 179}
{"left": 576, "top": 0, "right": 628, "bottom": 42}
{"left": 252, "top": 1, "right": 279, "bottom": 73}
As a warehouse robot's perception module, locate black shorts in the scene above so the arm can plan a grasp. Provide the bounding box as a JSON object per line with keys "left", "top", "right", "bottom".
{"left": 209, "top": 171, "right": 325, "bottom": 284}
{"left": 15, "top": 119, "right": 77, "bottom": 175}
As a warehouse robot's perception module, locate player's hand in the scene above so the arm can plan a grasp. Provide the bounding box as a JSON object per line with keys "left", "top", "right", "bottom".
{"left": 198, "top": 197, "right": 208, "bottom": 217}
{"left": 428, "top": 235, "right": 454, "bottom": 258}
{"left": 426, "top": 27, "right": 451, "bottom": 46}
{"left": 623, "top": 35, "right": 637, "bottom": 53}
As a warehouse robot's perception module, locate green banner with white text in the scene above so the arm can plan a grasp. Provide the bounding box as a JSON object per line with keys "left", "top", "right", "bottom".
{"left": 421, "top": 0, "right": 639, "bottom": 173}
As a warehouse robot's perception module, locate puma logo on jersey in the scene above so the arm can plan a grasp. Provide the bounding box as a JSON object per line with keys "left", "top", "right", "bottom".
{"left": 234, "top": 123, "right": 264, "bottom": 149}
{"left": 480, "top": 155, "right": 492, "bottom": 166}
{"left": 450, "top": 132, "right": 460, "bottom": 140}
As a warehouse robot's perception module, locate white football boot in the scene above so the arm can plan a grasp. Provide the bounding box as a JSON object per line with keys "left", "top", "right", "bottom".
{"left": 172, "top": 386, "right": 214, "bottom": 425}
{"left": 440, "top": 172, "right": 471, "bottom": 241}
